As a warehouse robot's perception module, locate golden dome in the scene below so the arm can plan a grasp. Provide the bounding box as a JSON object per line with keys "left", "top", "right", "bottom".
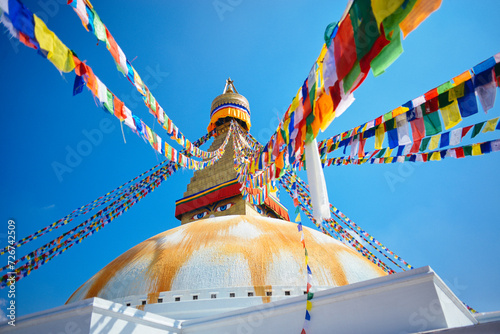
{"left": 208, "top": 78, "right": 251, "bottom": 132}
{"left": 66, "top": 215, "right": 386, "bottom": 306}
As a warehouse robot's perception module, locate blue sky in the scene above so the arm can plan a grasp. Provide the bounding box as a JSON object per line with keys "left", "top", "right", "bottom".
{"left": 1, "top": 0, "right": 499, "bottom": 318}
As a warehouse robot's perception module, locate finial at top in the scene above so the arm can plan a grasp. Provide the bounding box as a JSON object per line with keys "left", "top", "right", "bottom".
{"left": 223, "top": 77, "right": 239, "bottom": 94}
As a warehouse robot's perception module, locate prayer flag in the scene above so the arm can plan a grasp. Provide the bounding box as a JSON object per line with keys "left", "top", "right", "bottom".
{"left": 482, "top": 117, "right": 499, "bottom": 133}
{"left": 440, "top": 100, "right": 462, "bottom": 130}
{"left": 333, "top": 14, "right": 356, "bottom": 82}
{"left": 399, "top": 0, "right": 442, "bottom": 38}
{"left": 375, "top": 124, "right": 385, "bottom": 149}
{"left": 474, "top": 68, "right": 496, "bottom": 113}
{"left": 471, "top": 122, "right": 485, "bottom": 138}
{"left": 33, "top": 15, "right": 75, "bottom": 72}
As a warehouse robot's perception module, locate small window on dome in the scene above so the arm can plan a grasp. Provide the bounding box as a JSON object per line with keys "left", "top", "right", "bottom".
{"left": 157, "top": 298, "right": 163, "bottom": 303}
{"left": 285, "top": 291, "right": 291, "bottom": 296}
{"left": 266, "top": 291, "right": 272, "bottom": 297}
{"left": 211, "top": 293, "right": 217, "bottom": 299}
{"left": 126, "top": 303, "right": 131, "bottom": 307}
{"left": 248, "top": 292, "right": 254, "bottom": 297}
{"left": 141, "top": 300, "right": 146, "bottom": 306}
{"left": 193, "top": 295, "right": 199, "bottom": 300}
{"left": 230, "top": 292, "right": 235, "bottom": 298}
{"left": 175, "top": 297, "right": 181, "bottom": 302}
{"left": 303, "top": 291, "right": 307, "bottom": 295}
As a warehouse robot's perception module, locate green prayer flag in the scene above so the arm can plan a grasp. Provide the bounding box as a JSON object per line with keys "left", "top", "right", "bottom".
{"left": 324, "top": 22, "right": 337, "bottom": 47}
{"left": 471, "top": 122, "right": 485, "bottom": 138}
{"left": 423, "top": 112, "right": 442, "bottom": 136}
{"left": 92, "top": 10, "right": 107, "bottom": 42}
{"left": 371, "top": 28, "right": 403, "bottom": 77}
{"left": 307, "top": 292, "right": 314, "bottom": 300}
{"left": 376, "top": 148, "right": 386, "bottom": 158}
{"left": 305, "top": 124, "right": 315, "bottom": 144}
{"left": 104, "top": 90, "right": 113, "bottom": 114}
{"left": 463, "top": 145, "right": 472, "bottom": 156}
{"left": 437, "top": 81, "right": 454, "bottom": 94}
{"left": 385, "top": 118, "right": 396, "bottom": 131}
{"left": 350, "top": 0, "right": 380, "bottom": 60}
{"left": 295, "top": 206, "right": 301, "bottom": 214}
{"left": 343, "top": 61, "right": 361, "bottom": 93}
{"left": 420, "top": 137, "right": 431, "bottom": 152}
{"left": 438, "top": 90, "right": 452, "bottom": 108}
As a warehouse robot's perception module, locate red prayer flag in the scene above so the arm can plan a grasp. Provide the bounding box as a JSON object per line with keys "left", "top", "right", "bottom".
{"left": 462, "top": 125, "right": 473, "bottom": 138}
{"left": 333, "top": 14, "right": 357, "bottom": 82}
{"left": 410, "top": 117, "right": 425, "bottom": 141}
{"left": 410, "top": 139, "right": 422, "bottom": 154}
{"left": 455, "top": 147, "right": 465, "bottom": 158}
{"left": 424, "top": 88, "right": 439, "bottom": 100}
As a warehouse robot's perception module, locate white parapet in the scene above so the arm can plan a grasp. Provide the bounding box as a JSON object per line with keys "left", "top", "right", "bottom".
{"left": 1, "top": 266, "right": 485, "bottom": 334}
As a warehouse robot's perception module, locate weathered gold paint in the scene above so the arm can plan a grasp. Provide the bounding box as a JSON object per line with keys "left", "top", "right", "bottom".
{"left": 67, "top": 216, "right": 386, "bottom": 305}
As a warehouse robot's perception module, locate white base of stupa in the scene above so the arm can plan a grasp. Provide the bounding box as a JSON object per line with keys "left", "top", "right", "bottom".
{"left": 2, "top": 266, "right": 499, "bottom": 334}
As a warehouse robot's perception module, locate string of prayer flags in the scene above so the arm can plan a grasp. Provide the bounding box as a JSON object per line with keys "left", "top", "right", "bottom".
{"left": 295, "top": 202, "right": 313, "bottom": 333}
{"left": 0, "top": 2, "right": 231, "bottom": 169}
{"left": 65, "top": 1, "right": 215, "bottom": 159}
{"left": 287, "top": 170, "right": 402, "bottom": 273}
{"left": 280, "top": 171, "right": 396, "bottom": 274}
{"left": 326, "top": 138, "right": 500, "bottom": 167}
{"left": 1, "top": 161, "right": 180, "bottom": 287}
{"left": 243, "top": 0, "right": 439, "bottom": 190}
{"left": 330, "top": 205, "right": 413, "bottom": 270}
{"left": 319, "top": 53, "right": 500, "bottom": 158}
{"left": 0, "top": 130, "right": 215, "bottom": 257}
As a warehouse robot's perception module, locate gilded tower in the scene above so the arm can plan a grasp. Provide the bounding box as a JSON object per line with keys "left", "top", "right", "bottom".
{"left": 175, "top": 79, "right": 289, "bottom": 224}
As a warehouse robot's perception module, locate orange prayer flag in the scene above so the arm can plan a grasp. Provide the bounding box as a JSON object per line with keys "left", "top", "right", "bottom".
{"left": 113, "top": 96, "right": 126, "bottom": 120}
{"left": 399, "top": 0, "right": 442, "bottom": 39}
{"left": 453, "top": 70, "right": 472, "bottom": 86}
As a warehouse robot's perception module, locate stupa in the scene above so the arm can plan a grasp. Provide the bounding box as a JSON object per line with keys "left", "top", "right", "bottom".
{"left": 65, "top": 79, "right": 386, "bottom": 320}
{"left": 4, "top": 80, "right": 498, "bottom": 334}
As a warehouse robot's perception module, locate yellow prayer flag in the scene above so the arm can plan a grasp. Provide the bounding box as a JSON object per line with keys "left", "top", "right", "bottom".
{"left": 133, "top": 69, "right": 145, "bottom": 95}
{"left": 306, "top": 300, "right": 313, "bottom": 311}
{"left": 290, "top": 89, "right": 301, "bottom": 112}
{"left": 448, "top": 82, "right": 465, "bottom": 100}
{"left": 472, "top": 143, "right": 482, "bottom": 156}
{"left": 371, "top": 0, "right": 405, "bottom": 28}
{"left": 440, "top": 100, "right": 462, "bottom": 130}
{"left": 305, "top": 255, "right": 308, "bottom": 265}
{"left": 295, "top": 213, "right": 301, "bottom": 222}
{"left": 430, "top": 151, "right": 441, "bottom": 161}
{"left": 33, "top": 15, "right": 75, "bottom": 73}
{"left": 385, "top": 157, "right": 393, "bottom": 163}
{"left": 428, "top": 135, "right": 440, "bottom": 151}
{"left": 392, "top": 106, "right": 409, "bottom": 118}
{"left": 399, "top": 0, "right": 442, "bottom": 38}
{"left": 384, "top": 148, "right": 393, "bottom": 158}
{"left": 375, "top": 125, "right": 385, "bottom": 149}
{"left": 482, "top": 117, "right": 499, "bottom": 133}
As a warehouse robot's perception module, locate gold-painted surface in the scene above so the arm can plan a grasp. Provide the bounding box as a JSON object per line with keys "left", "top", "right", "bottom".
{"left": 210, "top": 92, "right": 250, "bottom": 114}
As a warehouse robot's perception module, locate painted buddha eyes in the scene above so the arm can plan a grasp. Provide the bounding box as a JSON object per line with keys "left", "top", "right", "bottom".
{"left": 191, "top": 211, "right": 209, "bottom": 220}
{"left": 190, "top": 202, "right": 234, "bottom": 220}
{"left": 215, "top": 203, "right": 234, "bottom": 212}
